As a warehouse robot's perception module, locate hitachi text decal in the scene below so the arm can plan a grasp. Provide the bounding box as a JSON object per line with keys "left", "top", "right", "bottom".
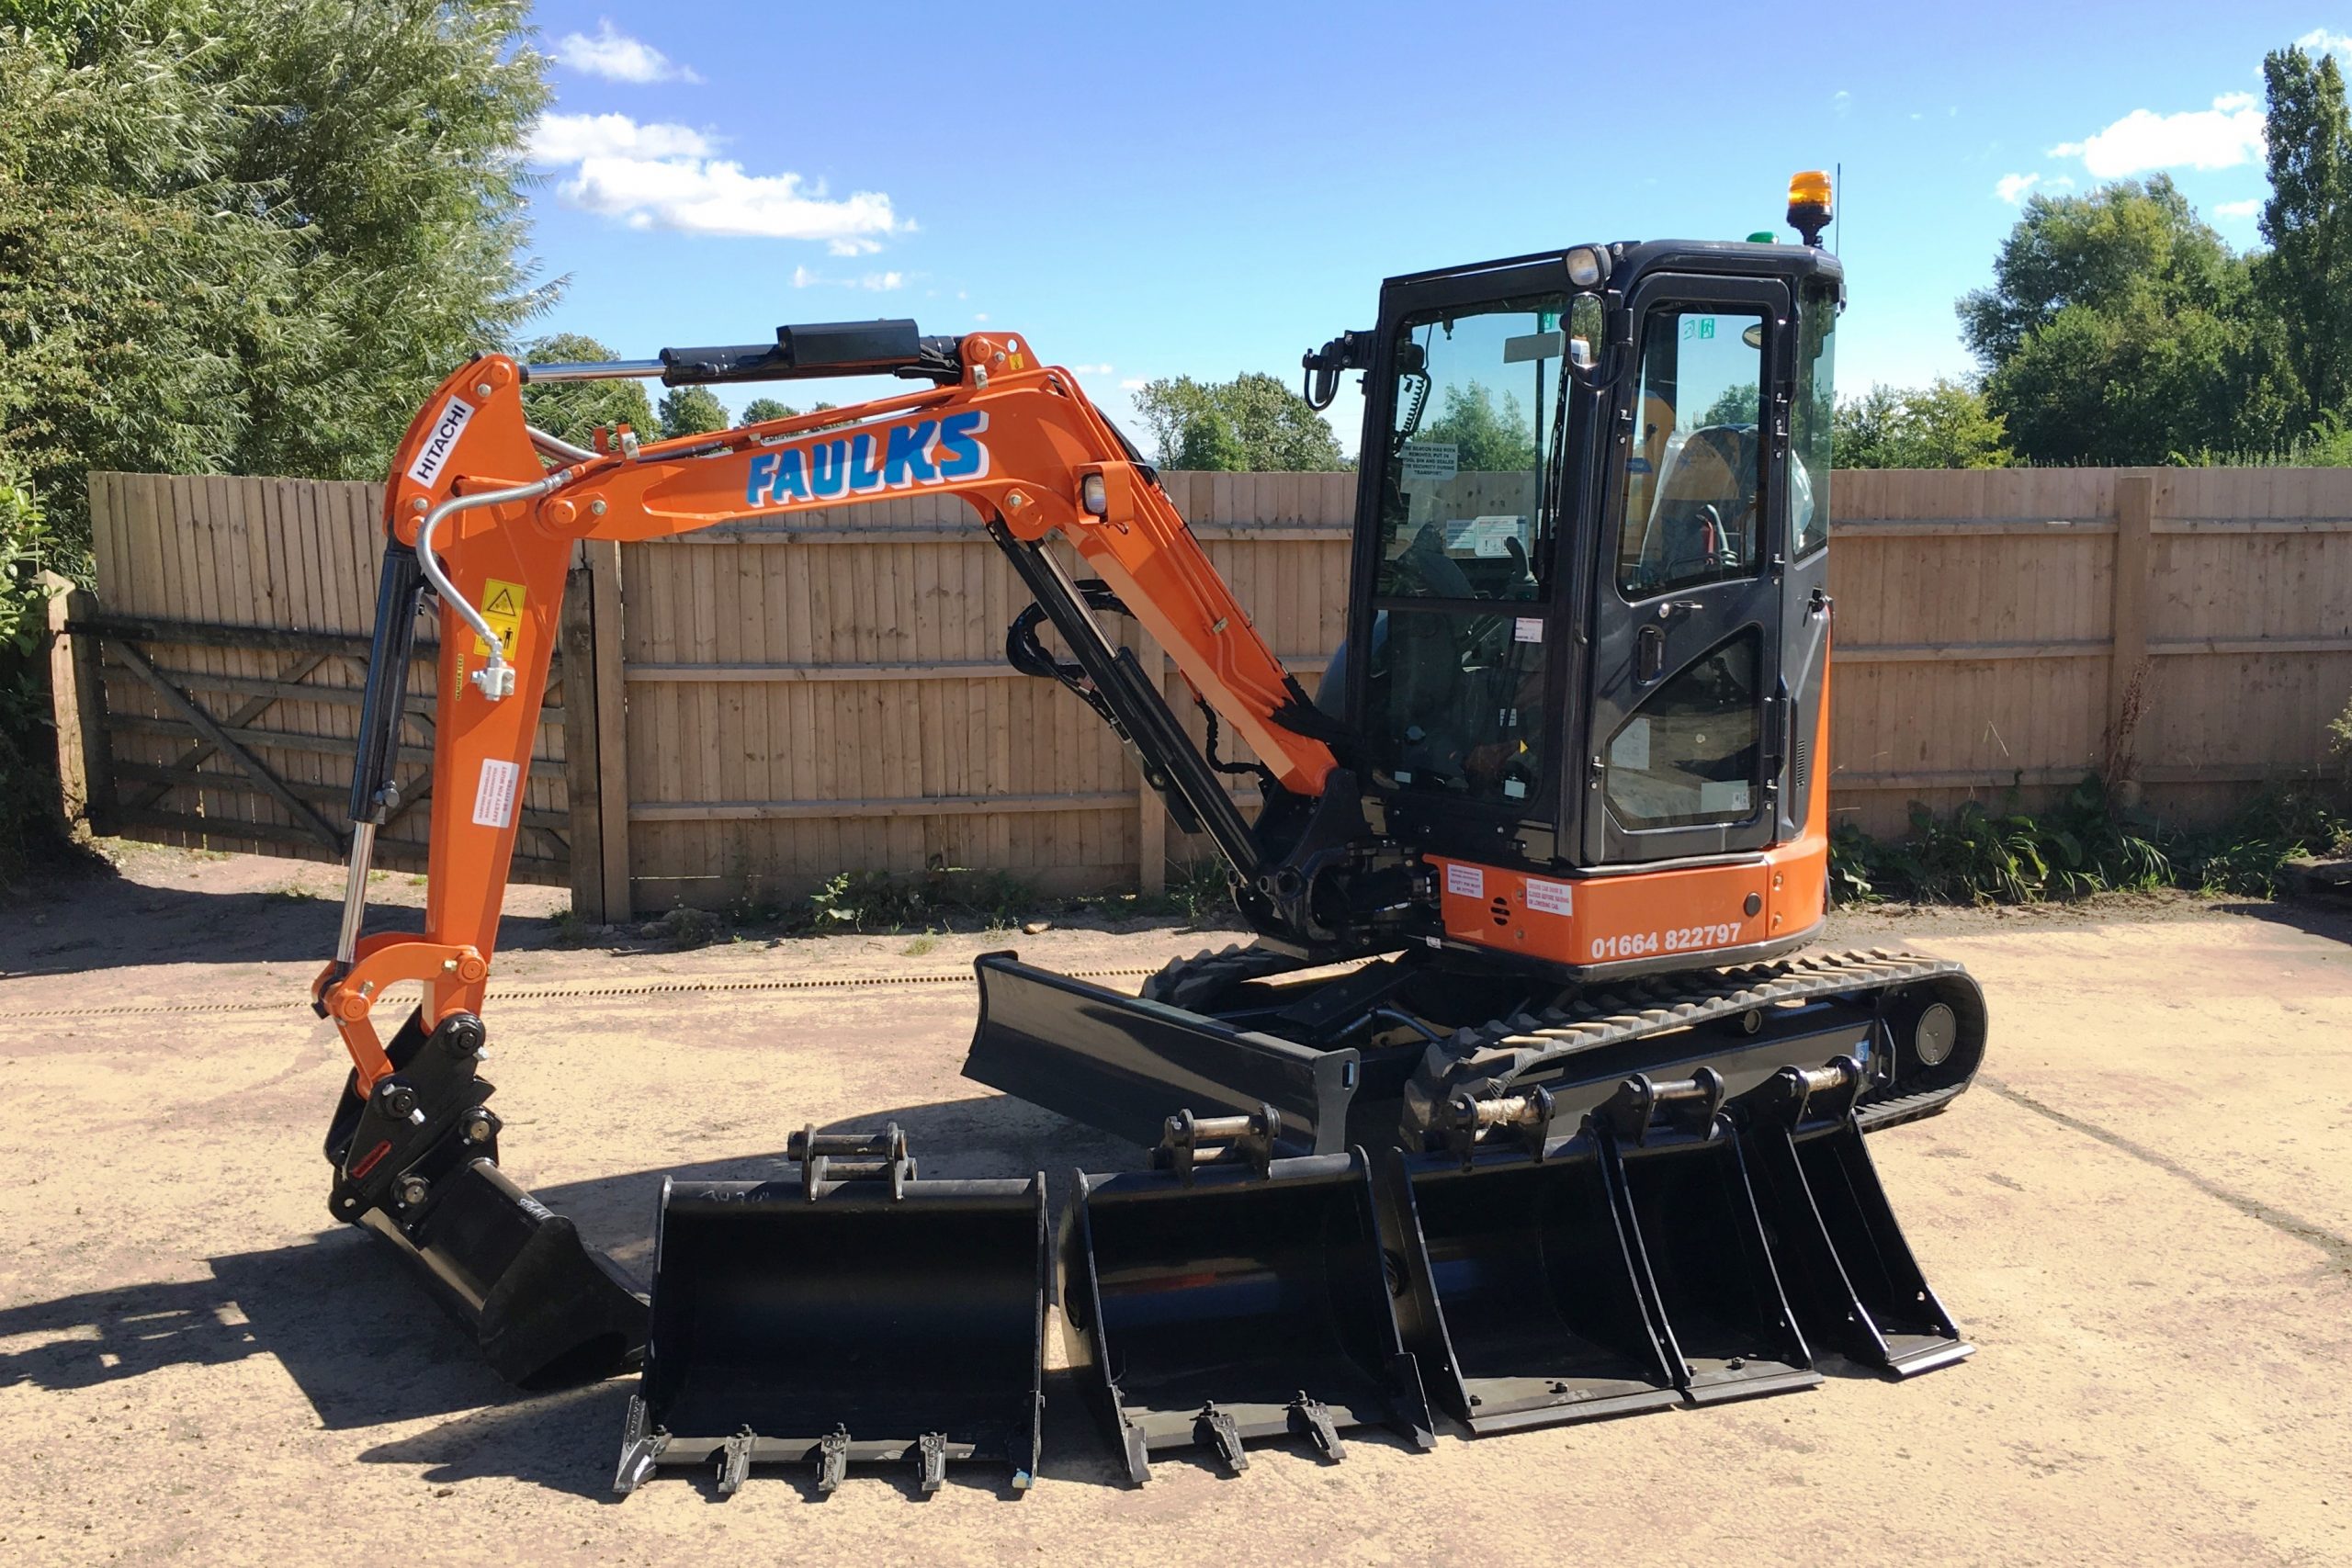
{"left": 742, "top": 412, "right": 989, "bottom": 509}
{"left": 405, "top": 396, "right": 475, "bottom": 487}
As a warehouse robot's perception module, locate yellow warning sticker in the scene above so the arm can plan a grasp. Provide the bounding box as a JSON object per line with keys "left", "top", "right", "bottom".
{"left": 472, "top": 578, "right": 525, "bottom": 660}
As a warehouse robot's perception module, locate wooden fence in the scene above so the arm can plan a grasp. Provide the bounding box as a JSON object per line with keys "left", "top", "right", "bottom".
{"left": 55, "top": 467, "right": 2352, "bottom": 918}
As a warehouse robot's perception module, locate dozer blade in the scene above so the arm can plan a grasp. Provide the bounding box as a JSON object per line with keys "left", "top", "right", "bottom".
{"left": 1386, "top": 1071, "right": 1817, "bottom": 1435}
{"left": 616, "top": 1125, "right": 1046, "bottom": 1497}
{"left": 323, "top": 1009, "right": 646, "bottom": 1389}
{"left": 1741, "top": 1060, "right": 1972, "bottom": 1376}
{"left": 1061, "top": 1107, "right": 1433, "bottom": 1483}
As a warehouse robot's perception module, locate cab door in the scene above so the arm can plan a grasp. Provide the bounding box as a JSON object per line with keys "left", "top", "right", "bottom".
{"left": 1580, "top": 275, "right": 1791, "bottom": 865}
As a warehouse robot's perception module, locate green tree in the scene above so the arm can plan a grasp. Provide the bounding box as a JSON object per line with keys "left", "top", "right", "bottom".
{"left": 658, "top": 385, "right": 730, "bottom": 440}
{"left": 2258, "top": 42, "right": 2352, "bottom": 430}
{"left": 1958, "top": 177, "right": 2296, "bottom": 464}
{"left": 1420, "top": 382, "right": 1539, "bottom": 470}
{"left": 1833, "top": 381, "right": 2012, "bottom": 468}
{"left": 517, "top": 334, "right": 655, "bottom": 449}
{"left": 1129, "top": 373, "right": 1344, "bottom": 470}
{"left": 0, "top": 1, "right": 548, "bottom": 540}
{"left": 740, "top": 397, "right": 797, "bottom": 424}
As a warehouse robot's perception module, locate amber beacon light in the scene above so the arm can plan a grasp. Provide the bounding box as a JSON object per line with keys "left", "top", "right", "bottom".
{"left": 1787, "top": 169, "right": 1834, "bottom": 246}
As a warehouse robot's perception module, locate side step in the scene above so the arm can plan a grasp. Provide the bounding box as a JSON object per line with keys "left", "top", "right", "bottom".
{"left": 1061, "top": 1107, "right": 1434, "bottom": 1482}
{"left": 616, "top": 1125, "right": 1046, "bottom": 1498}
{"left": 323, "top": 1009, "right": 646, "bottom": 1389}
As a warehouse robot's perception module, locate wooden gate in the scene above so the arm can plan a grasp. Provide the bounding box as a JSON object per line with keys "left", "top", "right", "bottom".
{"left": 51, "top": 474, "right": 577, "bottom": 886}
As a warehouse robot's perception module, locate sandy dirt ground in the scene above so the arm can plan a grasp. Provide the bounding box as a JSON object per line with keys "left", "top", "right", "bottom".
{"left": 1, "top": 845, "right": 2347, "bottom": 1567}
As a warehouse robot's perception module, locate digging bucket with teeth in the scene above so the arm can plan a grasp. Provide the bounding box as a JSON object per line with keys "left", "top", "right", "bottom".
{"left": 614, "top": 1124, "right": 1046, "bottom": 1498}
{"left": 322, "top": 1008, "right": 648, "bottom": 1390}
{"left": 1060, "top": 1105, "right": 1434, "bottom": 1483}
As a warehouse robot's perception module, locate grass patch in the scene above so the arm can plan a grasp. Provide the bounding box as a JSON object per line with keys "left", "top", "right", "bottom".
{"left": 1833, "top": 773, "right": 2351, "bottom": 906}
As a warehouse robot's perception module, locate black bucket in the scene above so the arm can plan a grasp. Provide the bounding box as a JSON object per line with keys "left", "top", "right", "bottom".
{"left": 1061, "top": 1109, "right": 1433, "bottom": 1482}
{"left": 324, "top": 1009, "right": 646, "bottom": 1389}
{"left": 1743, "top": 1061, "right": 1972, "bottom": 1376}
{"left": 1383, "top": 1137, "right": 1685, "bottom": 1435}
{"left": 1386, "top": 1071, "right": 1817, "bottom": 1434}
{"left": 616, "top": 1126, "right": 1046, "bottom": 1497}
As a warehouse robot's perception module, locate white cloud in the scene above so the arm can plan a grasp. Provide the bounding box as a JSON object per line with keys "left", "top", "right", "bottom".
{"left": 1832, "top": 88, "right": 1851, "bottom": 117}
{"left": 2296, "top": 28, "right": 2352, "bottom": 56}
{"left": 1995, "top": 172, "right": 2040, "bottom": 203}
{"left": 2045, "top": 175, "right": 2075, "bottom": 190}
{"left": 1069, "top": 363, "right": 1114, "bottom": 375}
{"left": 530, "top": 113, "right": 907, "bottom": 248}
{"left": 973, "top": 312, "right": 989, "bottom": 322}
{"left": 2213, "top": 197, "right": 2263, "bottom": 219}
{"left": 789, "top": 265, "right": 904, "bottom": 290}
{"left": 1118, "top": 378, "right": 1147, "bottom": 391}
{"left": 530, "top": 112, "right": 711, "bottom": 163}
{"left": 2048, "top": 93, "right": 2266, "bottom": 177}
{"left": 553, "top": 20, "right": 701, "bottom": 84}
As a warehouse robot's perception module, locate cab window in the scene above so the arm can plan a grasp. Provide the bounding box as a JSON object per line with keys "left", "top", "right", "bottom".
{"left": 1614, "top": 308, "right": 1768, "bottom": 599}
{"left": 1374, "top": 294, "right": 1571, "bottom": 604}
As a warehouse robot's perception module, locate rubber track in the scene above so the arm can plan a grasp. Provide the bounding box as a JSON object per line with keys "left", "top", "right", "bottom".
{"left": 1403, "top": 946, "right": 1978, "bottom": 1137}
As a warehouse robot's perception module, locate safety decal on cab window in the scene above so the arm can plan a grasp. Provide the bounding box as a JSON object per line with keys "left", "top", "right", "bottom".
{"left": 472, "top": 578, "right": 525, "bottom": 660}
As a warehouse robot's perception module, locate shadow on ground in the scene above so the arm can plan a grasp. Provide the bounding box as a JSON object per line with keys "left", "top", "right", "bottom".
{"left": 0, "top": 861, "right": 580, "bottom": 976}
{"left": 0, "top": 1097, "right": 1161, "bottom": 1499}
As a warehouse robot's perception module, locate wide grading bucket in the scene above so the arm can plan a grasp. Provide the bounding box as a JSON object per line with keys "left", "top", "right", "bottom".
{"left": 1061, "top": 1108, "right": 1434, "bottom": 1483}
{"left": 322, "top": 1009, "right": 647, "bottom": 1389}
{"left": 616, "top": 1126, "right": 1046, "bottom": 1497}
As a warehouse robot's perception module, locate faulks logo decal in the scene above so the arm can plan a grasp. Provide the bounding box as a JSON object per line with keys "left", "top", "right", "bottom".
{"left": 742, "top": 411, "right": 989, "bottom": 509}
{"left": 405, "top": 396, "right": 475, "bottom": 487}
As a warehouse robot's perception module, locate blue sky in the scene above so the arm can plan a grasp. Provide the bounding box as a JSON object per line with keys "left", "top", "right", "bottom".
{"left": 517, "top": 2, "right": 2350, "bottom": 453}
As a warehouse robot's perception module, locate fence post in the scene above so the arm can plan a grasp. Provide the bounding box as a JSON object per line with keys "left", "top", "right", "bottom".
{"left": 46, "top": 581, "right": 114, "bottom": 834}
{"left": 586, "top": 538, "right": 633, "bottom": 922}
{"left": 560, "top": 551, "right": 606, "bottom": 923}
{"left": 2105, "top": 474, "right": 2155, "bottom": 805}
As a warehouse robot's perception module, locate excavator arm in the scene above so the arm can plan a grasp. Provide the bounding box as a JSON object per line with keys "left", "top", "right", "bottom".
{"left": 314, "top": 323, "right": 1345, "bottom": 1096}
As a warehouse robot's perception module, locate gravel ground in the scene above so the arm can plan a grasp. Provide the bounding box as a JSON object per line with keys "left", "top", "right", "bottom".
{"left": 1, "top": 846, "right": 2346, "bottom": 1567}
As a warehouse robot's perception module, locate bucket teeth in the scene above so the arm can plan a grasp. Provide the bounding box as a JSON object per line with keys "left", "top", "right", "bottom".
{"left": 717, "top": 1428, "right": 755, "bottom": 1495}
{"left": 915, "top": 1432, "right": 949, "bottom": 1495}
{"left": 816, "top": 1427, "right": 851, "bottom": 1495}
{"left": 613, "top": 1396, "right": 668, "bottom": 1497}
{"left": 1288, "top": 1393, "right": 1345, "bottom": 1461}
{"left": 1194, "top": 1405, "right": 1249, "bottom": 1473}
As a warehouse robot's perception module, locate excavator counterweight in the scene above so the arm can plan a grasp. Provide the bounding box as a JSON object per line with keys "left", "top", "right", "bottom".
{"left": 315, "top": 171, "right": 1989, "bottom": 1489}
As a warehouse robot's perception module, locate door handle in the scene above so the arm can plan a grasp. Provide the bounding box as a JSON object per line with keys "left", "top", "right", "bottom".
{"left": 1656, "top": 599, "right": 1704, "bottom": 621}
{"left": 1635, "top": 624, "right": 1666, "bottom": 683}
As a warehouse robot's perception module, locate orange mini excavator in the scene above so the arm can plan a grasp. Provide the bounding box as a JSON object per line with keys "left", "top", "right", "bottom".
{"left": 315, "top": 174, "right": 1987, "bottom": 1488}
